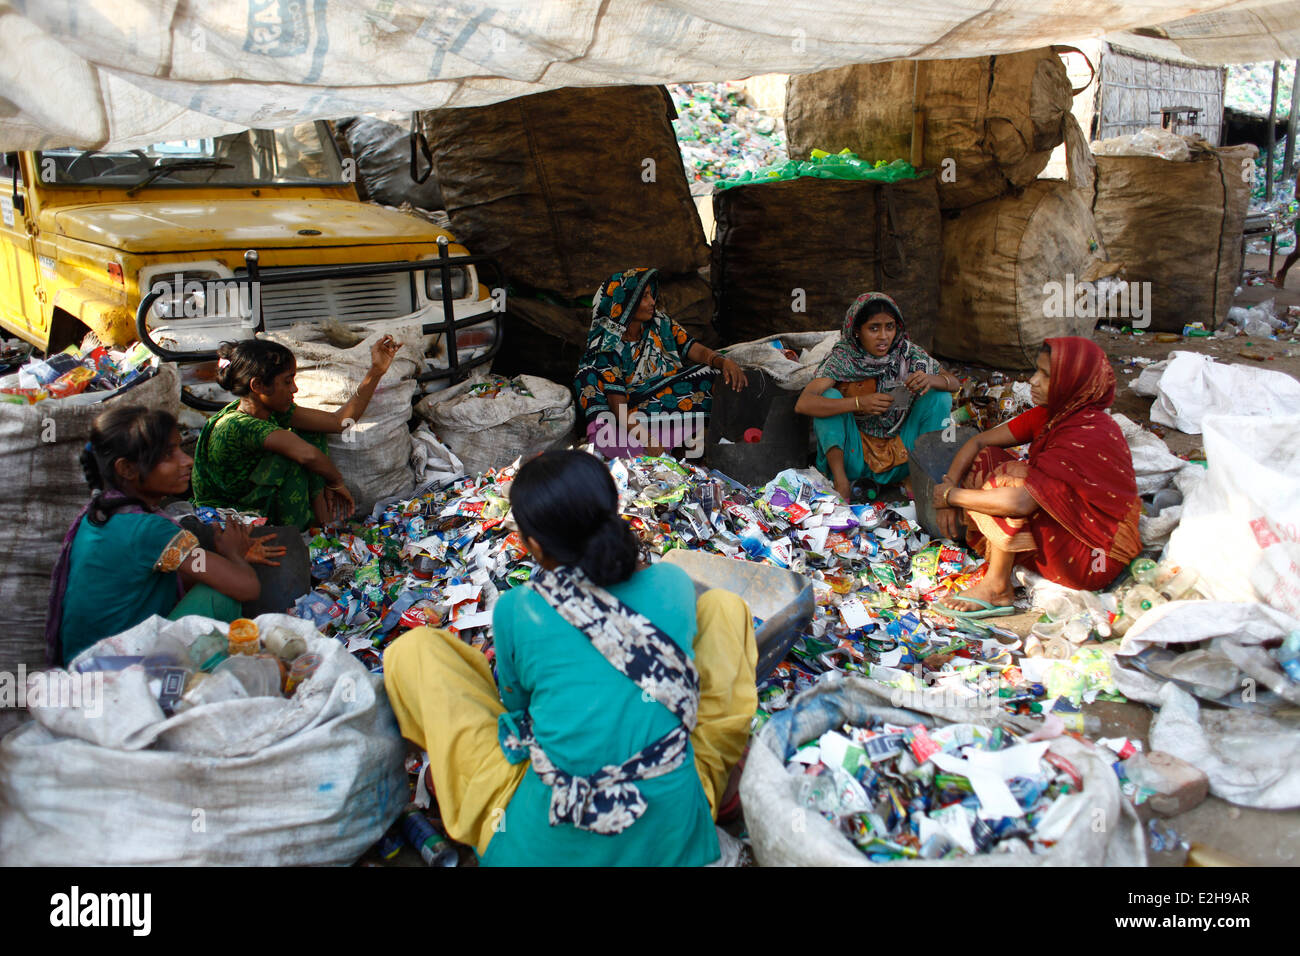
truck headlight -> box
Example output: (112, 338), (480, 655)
(425, 266), (467, 301)
(148, 270), (223, 319)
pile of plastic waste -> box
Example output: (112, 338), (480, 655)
(715, 150), (923, 191)
(0, 339), (158, 404)
(1225, 61), (1295, 119)
(71, 616), (320, 714)
(669, 81), (787, 184)
(790, 718), (1085, 861)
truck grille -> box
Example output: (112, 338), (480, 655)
(240, 268), (416, 330)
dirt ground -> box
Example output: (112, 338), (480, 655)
(375, 257), (1300, 869)
(1039, 255), (1300, 867)
(1104, 256), (1300, 460)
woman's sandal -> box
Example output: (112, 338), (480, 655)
(932, 594), (1017, 619)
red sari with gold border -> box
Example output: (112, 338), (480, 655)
(962, 337), (1141, 590)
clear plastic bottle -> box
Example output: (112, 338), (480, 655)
(1128, 557), (1159, 586)
(214, 654), (283, 698)
(1121, 585), (1167, 629)
(1154, 564), (1199, 601)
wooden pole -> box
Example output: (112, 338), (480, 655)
(1266, 61), (1280, 272)
(1266, 61), (1280, 202)
(1283, 60), (1300, 186)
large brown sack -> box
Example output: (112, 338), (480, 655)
(422, 86), (708, 299)
(786, 48), (1077, 210)
(1092, 143), (1257, 333)
(711, 176), (941, 349)
(493, 274), (716, 385)
(934, 178), (1110, 370)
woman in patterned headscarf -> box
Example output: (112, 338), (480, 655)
(931, 337), (1141, 617)
(796, 292), (960, 502)
(574, 268), (747, 455)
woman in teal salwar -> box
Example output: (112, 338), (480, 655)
(191, 335), (399, 530)
(796, 292), (960, 502)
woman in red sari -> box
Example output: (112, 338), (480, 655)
(931, 337), (1141, 615)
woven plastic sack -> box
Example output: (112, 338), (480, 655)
(0, 363), (180, 713)
(740, 675), (1145, 867)
(0, 613), (407, 865)
(417, 373), (574, 477)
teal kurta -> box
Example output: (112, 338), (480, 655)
(815, 387), (953, 485)
(58, 511), (240, 662)
(482, 562), (720, 867)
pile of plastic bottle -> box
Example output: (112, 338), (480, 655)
(0, 340), (158, 404)
(72, 617), (320, 714)
(715, 151), (924, 191)
(669, 82), (787, 184)
(790, 718), (1084, 861)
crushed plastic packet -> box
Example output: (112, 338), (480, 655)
(787, 718), (1081, 861)
(1, 340), (156, 405)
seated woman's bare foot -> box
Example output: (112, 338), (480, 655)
(834, 476), (852, 503)
(934, 575), (1017, 612)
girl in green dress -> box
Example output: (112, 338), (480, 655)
(191, 335), (399, 530)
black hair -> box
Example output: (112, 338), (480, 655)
(510, 450), (640, 587)
(852, 298), (902, 337)
(216, 338), (295, 396)
(80, 405), (179, 525)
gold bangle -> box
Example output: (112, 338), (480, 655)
(943, 486), (952, 506)
(855, 396), (861, 411)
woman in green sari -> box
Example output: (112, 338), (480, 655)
(191, 335), (399, 529)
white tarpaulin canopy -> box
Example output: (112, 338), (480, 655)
(2, 0), (1298, 151)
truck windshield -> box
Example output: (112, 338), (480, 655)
(35, 122), (347, 188)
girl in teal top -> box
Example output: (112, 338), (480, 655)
(46, 405), (273, 665)
(383, 450), (758, 867)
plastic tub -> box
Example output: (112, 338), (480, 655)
(227, 618), (260, 656)
(704, 367), (808, 488)
(663, 549), (814, 679)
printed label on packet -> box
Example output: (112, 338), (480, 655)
(908, 724), (941, 764)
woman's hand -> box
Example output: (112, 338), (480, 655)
(933, 479), (957, 513)
(324, 480), (356, 523)
(720, 357), (748, 391)
(212, 520), (254, 562)
(369, 335), (400, 375)
(935, 507), (961, 542)
(244, 530), (287, 567)
(858, 391), (894, 416)
(905, 370), (937, 396)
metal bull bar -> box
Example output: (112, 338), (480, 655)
(134, 240), (505, 410)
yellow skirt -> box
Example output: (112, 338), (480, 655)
(382, 588), (758, 855)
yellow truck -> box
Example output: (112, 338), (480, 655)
(0, 121), (499, 404)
